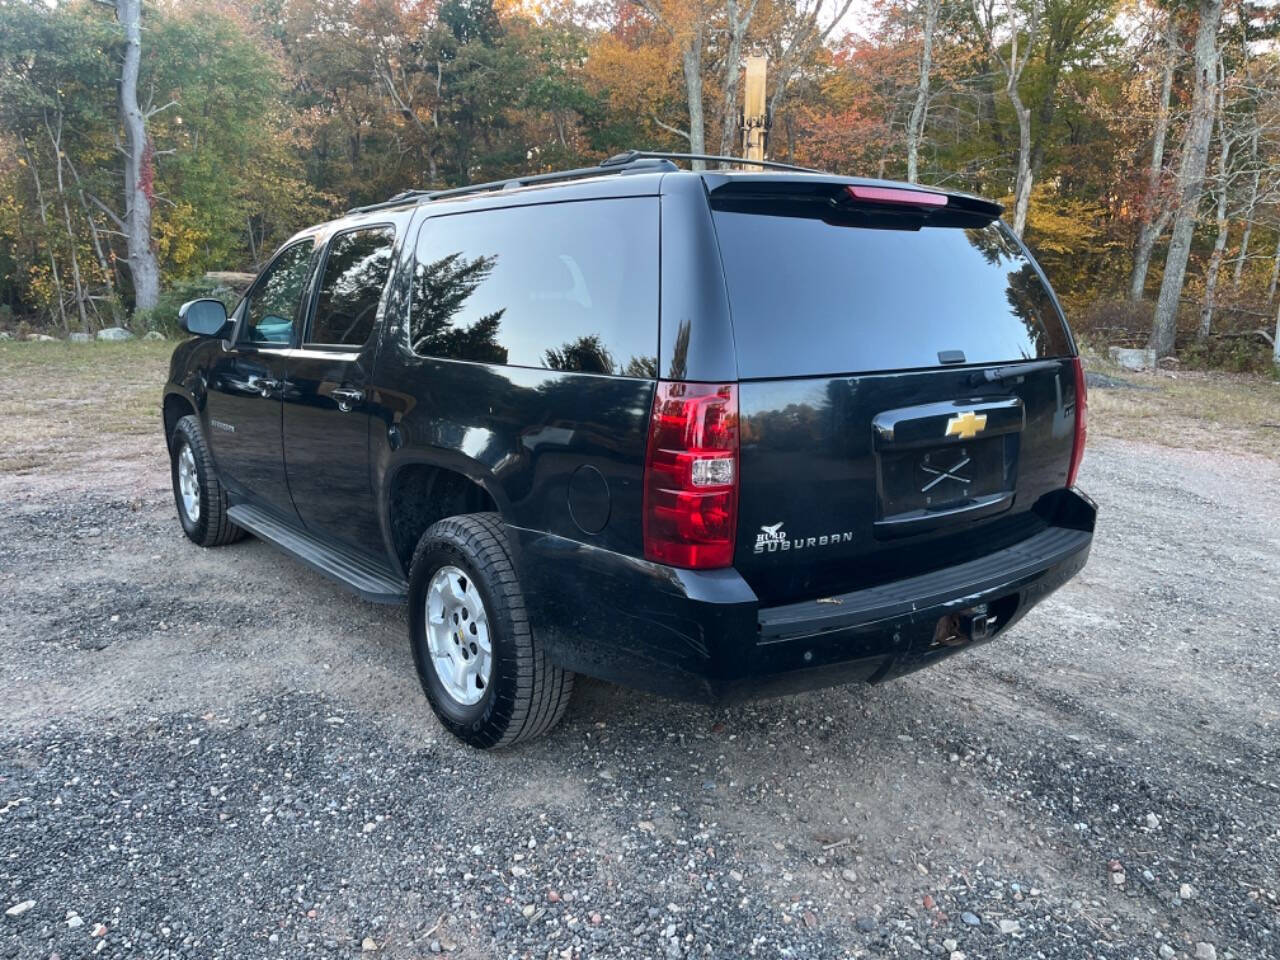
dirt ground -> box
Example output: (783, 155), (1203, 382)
(1, 342), (1278, 960)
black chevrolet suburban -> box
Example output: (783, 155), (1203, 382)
(162, 151), (1095, 748)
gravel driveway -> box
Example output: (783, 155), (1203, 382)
(1, 370), (1277, 960)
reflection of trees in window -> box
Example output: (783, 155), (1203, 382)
(621, 355), (658, 378)
(741, 401), (825, 449)
(665, 320), (691, 380)
(964, 225), (1019, 267)
(544, 334), (614, 374)
(963, 224), (1058, 358)
(545, 335), (659, 377)
(314, 228), (394, 345)
(541, 335), (657, 378)
(410, 251), (508, 363)
(1004, 264), (1055, 357)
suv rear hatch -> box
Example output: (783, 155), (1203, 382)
(706, 176), (1082, 607)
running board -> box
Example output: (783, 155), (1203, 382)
(227, 503), (408, 604)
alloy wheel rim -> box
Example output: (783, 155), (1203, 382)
(425, 565), (492, 706)
(177, 442), (200, 523)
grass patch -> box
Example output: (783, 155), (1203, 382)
(0, 340), (173, 474)
(1, 340), (1276, 478)
(1087, 366), (1280, 459)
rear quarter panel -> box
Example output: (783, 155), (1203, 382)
(369, 346), (656, 558)
(367, 199), (659, 570)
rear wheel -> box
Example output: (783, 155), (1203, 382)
(169, 414), (244, 547)
(408, 513), (573, 748)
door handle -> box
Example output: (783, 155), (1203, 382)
(255, 377), (281, 397)
(331, 387), (364, 412)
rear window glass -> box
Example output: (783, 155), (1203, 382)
(410, 198), (658, 376)
(711, 206), (1071, 379)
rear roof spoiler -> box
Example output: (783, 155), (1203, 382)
(701, 173), (1004, 221)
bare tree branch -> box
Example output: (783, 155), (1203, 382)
(144, 99), (180, 119)
(651, 114), (691, 142)
(86, 192), (127, 231)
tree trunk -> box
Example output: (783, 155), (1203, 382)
(54, 162), (90, 333)
(116, 0), (160, 312)
(905, 0), (940, 184)
(972, 0), (1038, 237)
(376, 57), (440, 184)
(1274, 298), (1280, 371)
(1149, 0), (1224, 357)
(1129, 208), (1173, 302)
(1269, 233), (1280, 303)
(716, 0), (760, 159)
(681, 21), (706, 170)
(1010, 91), (1033, 237)
(1198, 152), (1230, 340)
(66, 156), (121, 327)
(1231, 130), (1260, 291)
(1128, 16), (1177, 302)
(1197, 207), (1229, 341)
(44, 110), (91, 331)
(1197, 66), (1229, 342)
(1231, 195), (1256, 290)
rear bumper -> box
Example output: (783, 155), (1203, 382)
(512, 489), (1096, 704)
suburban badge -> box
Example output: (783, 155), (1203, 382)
(754, 521), (853, 555)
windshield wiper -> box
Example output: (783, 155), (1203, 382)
(974, 358), (1062, 384)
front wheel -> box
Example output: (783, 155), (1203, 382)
(169, 414), (244, 547)
(408, 513), (573, 748)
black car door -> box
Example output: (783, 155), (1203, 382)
(283, 224), (398, 553)
(203, 238), (316, 520)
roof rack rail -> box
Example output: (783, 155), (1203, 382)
(427, 156), (677, 203)
(345, 189), (435, 215)
(345, 155), (677, 214)
(344, 148), (817, 215)
(602, 149), (820, 174)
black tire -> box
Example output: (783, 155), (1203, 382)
(408, 513), (573, 748)
(169, 414), (245, 547)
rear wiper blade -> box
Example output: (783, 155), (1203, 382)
(974, 359), (1062, 384)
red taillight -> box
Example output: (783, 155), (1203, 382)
(1066, 356), (1088, 488)
(846, 184), (948, 207)
(643, 381), (739, 569)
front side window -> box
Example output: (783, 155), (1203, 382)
(243, 240), (315, 344)
(309, 226), (396, 347)
(409, 199), (658, 376)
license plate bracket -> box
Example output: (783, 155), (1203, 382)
(879, 435), (1009, 517)
(869, 397), (1024, 538)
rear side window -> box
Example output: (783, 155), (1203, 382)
(309, 225), (396, 347)
(410, 198), (658, 376)
(711, 205), (1071, 379)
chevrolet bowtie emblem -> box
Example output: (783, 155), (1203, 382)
(945, 410), (988, 440)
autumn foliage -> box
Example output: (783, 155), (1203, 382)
(0, 0), (1277, 364)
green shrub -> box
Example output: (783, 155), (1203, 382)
(1179, 337), (1274, 375)
(131, 279), (239, 337)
